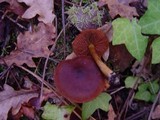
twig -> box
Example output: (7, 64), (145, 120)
(110, 86), (125, 95)
(50, 23), (69, 52)
(126, 107), (150, 120)
(61, 0), (66, 57)
(39, 56), (49, 103)
(148, 89), (160, 120)
(117, 77), (141, 120)
(0, 10), (28, 30)
(65, 0), (81, 6)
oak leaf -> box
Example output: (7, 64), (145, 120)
(17, 0), (55, 23)
(99, 0), (138, 19)
(152, 105), (160, 119)
(0, 84), (38, 120)
(0, 23), (56, 67)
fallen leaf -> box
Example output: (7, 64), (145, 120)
(82, 93), (111, 120)
(98, 23), (113, 42)
(117, 0), (147, 6)
(108, 44), (134, 72)
(65, 52), (77, 60)
(21, 104), (35, 119)
(0, 22), (56, 67)
(108, 104), (116, 120)
(99, 0), (138, 19)
(0, 84), (38, 120)
(17, 0), (55, 24)
(0, 0), (26, 15)
(13, 103), (35, 119)
(42, 102), (75, 120)
(152, 105), (160, 119)
(139, 0), (160, 34)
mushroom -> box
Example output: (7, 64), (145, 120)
(54, 56), (106, 103)
(72, 29), (115, 80)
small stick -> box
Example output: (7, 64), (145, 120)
(148, 90), (160, 120)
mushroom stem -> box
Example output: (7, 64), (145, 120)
(89, 44), (113, 78)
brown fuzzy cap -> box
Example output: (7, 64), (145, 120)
(72, 29), (109, 57)
(54, 56), (105, 103)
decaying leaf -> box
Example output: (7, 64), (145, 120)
(0, 22), (56, 67)
(0, 84), (38, 120)
(0, 0), (26, 15)
(108, 104), (116, 120)
(98, 23), (113, 42)
(17, 0), (55, 23)
(99, 0), (138, 19)
(152, 105), (160, 119)
(109, 44), (134, 72)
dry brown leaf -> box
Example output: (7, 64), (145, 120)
(17, 0), (55, 23)
(0, 22), (56, 67)
(21, 104), (35, 119)
(0, 0), (25, 15)
(99, 0), (138, 19)
(108, 104), (116, 120)
(152, 105), (160, 119)
(109, 44), (134, 72)
(117, 0), (147, 7)
(65, 52), (77, 60)
(98, 23), (113, 42)
(0, 84), (38, 120)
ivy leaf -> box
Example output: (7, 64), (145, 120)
(151, 37), (160, 64)
(112, 18), (148, 61)
(124, 76), (138, 89)
(139, 0), (160, 34)
(138, 83), (149, 92)
(42, 102), (75, 120)
(148, 80), (159, 94)
(82, 93), (111, 120)
(134, 91), (151, 102)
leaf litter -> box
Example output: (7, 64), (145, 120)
(0, 23), (56, 67)
(0, 0), (160, 119)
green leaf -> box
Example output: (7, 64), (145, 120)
(42, 102), (75, 120)
(150, 94), (157, 102)
(139, 0), (160, 34)
(112, 18), (148, 61)
(134, 91), (151, 102)
(151, 37), (160, 64)
(138, 83), (149, 92)
(124, 76), (138, 89)
(148, 80), (159, 94)
(82, 93), (111, 120)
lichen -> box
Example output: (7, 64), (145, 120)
(67, 2), (104, 30)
